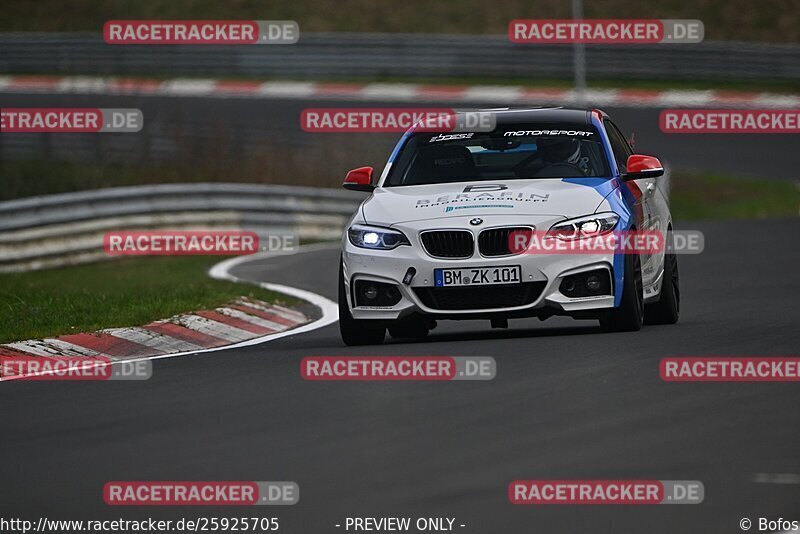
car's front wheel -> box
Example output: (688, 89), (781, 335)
(644, 229), (680, 325)
(338, 261), (386, 346)
(599, 251), (644, 332)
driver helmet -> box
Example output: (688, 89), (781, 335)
(537, 137), (581, 164)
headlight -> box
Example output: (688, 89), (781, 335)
(547, 212), (619, 240)
(348, 224), (410, 250)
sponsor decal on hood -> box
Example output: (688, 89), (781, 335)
(416, 184), (549, 209)
(444, 204), (515, 213)
(362, 179), (612, 225)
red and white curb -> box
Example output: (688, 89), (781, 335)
(0, 75), (797, 108)
(0, 244), (340, 382)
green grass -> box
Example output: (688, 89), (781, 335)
(0, 256), (299, 344)
(0, 160), (219, 201)
(2, 0), (799, 42)
(670, 171), (800, 220)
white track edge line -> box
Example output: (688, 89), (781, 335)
(0, 243), (340, 382)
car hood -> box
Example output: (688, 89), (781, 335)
(362, 179), (613, 225)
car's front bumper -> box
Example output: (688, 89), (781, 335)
(342, 214), (618, 321)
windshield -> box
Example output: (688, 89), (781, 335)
(384, 123), (610, 186)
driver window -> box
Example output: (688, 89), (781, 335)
(604, 119), (633, 174)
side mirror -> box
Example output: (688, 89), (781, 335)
(343, 166), (375, 192)
(623, 154), (664, 180)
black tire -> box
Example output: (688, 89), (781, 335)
(600, 251), (644, 332)
(338, 261), (386, 346)
(644, 230), (680, 325)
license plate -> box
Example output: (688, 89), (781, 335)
(434, 265), (522, 287)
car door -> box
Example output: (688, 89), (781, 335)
(603, 119), (659, 289)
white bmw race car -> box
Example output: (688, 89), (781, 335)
(338, 108), (679, 345)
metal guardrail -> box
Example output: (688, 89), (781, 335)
(0, 183), (361, 272)
(1, 32), (799, 83)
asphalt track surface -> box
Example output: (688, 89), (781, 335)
(0, 93), (798, 180)
(1, 92), (799, 532)
(2, 217), (799, 533)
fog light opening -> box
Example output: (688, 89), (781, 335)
(559, 269), (611, 298)
(363, 285), (379, 300)
(354, 280), (404, 307)
(384, 287), (399, 301)
(586, 275), (601, 291)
